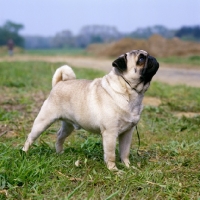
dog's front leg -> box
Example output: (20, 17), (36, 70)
(119, 127), (134, 168)
(102, 131), (118, 170)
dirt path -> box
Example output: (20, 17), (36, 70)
(154, 64), (200, 88)
(1, 55), (200, 87)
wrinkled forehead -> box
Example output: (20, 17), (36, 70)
(127, 50), (148, 56)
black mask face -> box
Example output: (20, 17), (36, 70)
(140, 55), (159, 84)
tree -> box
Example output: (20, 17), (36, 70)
(0, 20), (24, 47)
(51, 30), (75, 48)
(76, 25), (122, 47)
(175, 26), (200, 41)
(129, 25), (174, 39)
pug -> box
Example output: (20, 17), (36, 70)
(22, 50), (159, 170)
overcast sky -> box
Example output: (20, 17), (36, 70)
(0, 0), (199, 36)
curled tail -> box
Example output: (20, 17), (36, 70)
(52, 65), (76, 87)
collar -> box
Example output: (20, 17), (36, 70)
(120, 75), (142, 94)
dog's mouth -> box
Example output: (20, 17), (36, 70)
(140, 55), (159, 83)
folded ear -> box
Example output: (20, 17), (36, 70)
(112, 54), (127, 72)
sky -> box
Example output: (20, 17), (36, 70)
(0, 0), (199, 37)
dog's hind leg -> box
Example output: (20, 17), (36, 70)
(22, 100), (58, 152)
(55, 120), (74, 153)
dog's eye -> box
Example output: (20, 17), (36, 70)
(139, 57), (145, 63)
(137, 56), (146, 65)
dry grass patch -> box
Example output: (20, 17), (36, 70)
(87, 34), (200, 57)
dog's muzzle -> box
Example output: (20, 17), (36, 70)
(140, 55), (159, 83)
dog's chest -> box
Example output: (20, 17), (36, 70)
(118, 95), (143, 133)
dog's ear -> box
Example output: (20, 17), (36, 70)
(112, 54), (127, 72)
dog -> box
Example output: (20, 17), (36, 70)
(22, 50), (159, 170)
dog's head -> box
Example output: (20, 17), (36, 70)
(112, 50), (159, 92)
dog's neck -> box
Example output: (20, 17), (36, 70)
(112, 67), (143, 94)
(105, 70), (142, 103)
(119, 74), (142, 94)
(103, 70), (144, 113)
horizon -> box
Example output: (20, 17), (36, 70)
(17, 24), (199, 37)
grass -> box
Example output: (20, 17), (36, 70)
(159, 55), (200, 66)
(146, 82), (200, 112)
(0, 61), (200, 199)
(0, 47), (91, 57)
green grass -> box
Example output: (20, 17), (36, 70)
(159, 55), (200, 66)
(0, 47), (91, 57)
(0, 61), (199, 199)
(0, 61), (105, 92)
(147, 82), (200, 112)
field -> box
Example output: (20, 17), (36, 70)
(0, 57), (200, 199)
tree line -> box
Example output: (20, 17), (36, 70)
(0, 20), (199, 49)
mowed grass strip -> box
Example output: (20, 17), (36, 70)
(159, 55), (200, 67)
(0, 61), (199, 199)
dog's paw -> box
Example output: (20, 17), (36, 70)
(22, 147), (26, 152)
(121, 158), (130, 168)
(56, 150), (64, 154)
(107, 162), (119, 171)
(55, 143), (64, 154)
